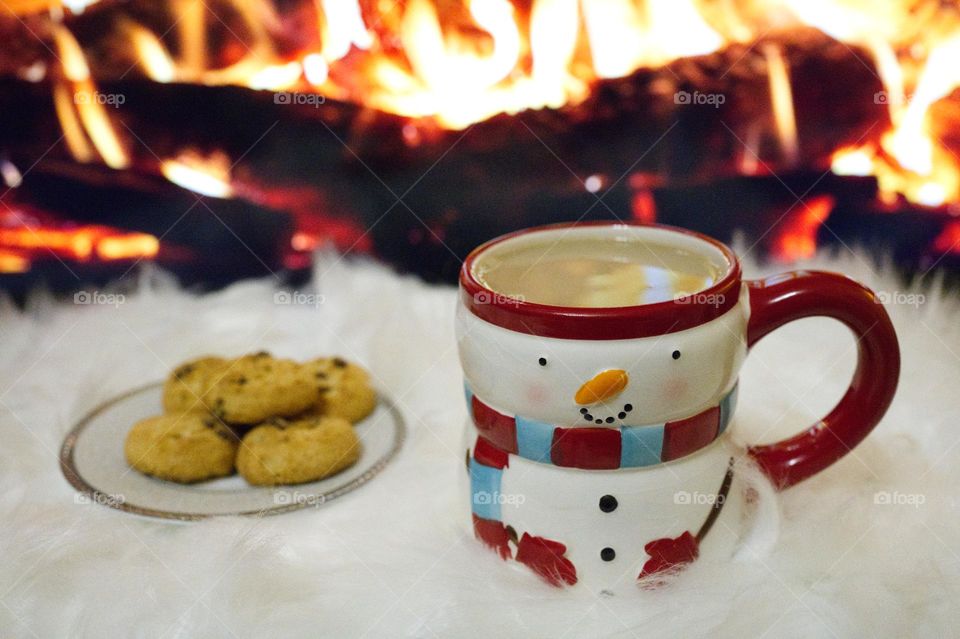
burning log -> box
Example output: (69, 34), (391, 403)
(9, 160), (298, 285)
(0, 27), (889, 280)
(651, 172), (879, 250)
(0, 27), (888, 168)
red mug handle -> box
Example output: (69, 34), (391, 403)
(745, 271), (900, 489)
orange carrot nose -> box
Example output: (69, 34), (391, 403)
(575, 369), (628, 405)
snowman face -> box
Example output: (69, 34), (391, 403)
(456, 293), (748, 426)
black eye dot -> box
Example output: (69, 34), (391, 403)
(672, 350), (681, 360)
(538, 357), (547, 366)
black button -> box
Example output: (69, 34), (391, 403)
(601, 547), (616, 562)
(598, 495), (618, 513)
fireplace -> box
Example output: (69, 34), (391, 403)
(1, 0), (959, 293)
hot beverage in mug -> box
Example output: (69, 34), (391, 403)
(456, 222), (899, 592)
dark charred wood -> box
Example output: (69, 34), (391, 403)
(10, 160), (298, 285)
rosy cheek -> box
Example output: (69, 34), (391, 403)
(661, 378), (689, 402)
(526, 383), (549, 405)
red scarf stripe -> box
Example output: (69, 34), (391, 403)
(471, 395), (519, 454)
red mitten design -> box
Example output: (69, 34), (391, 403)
(472, 515), (512, 560)
(638, 531), (699, 579)
(515, 533), (578, 587)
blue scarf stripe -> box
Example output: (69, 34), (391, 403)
(469, 458), (503, 520)
(719, 384), (738, 435)
(515, 415), (556, 463)
(620, 425), (664, 466)
(463, 383), (474, 409)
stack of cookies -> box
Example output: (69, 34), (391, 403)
(124, 352), (377, 486)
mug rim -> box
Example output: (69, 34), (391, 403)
(460, 221), (742, 340)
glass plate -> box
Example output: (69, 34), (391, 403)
(60, 383), (405, 521)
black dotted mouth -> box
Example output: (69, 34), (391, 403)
(580, 403), (634, 424)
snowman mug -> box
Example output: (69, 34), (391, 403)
(456, 222), (899, 592)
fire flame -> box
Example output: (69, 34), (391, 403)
(51, 24), (129, 170)
(764, 43), (799, 167)
(0, 209), (159, 273)
(832, 32), (960, 207)
(771, 194), (834, 262)
(808, 1), (960, 207)
(160, 150), (234, 199)
(30, 0), (960, 211)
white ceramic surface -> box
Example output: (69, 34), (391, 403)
(458, 224), (749, 591)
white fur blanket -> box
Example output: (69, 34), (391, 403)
(0, 249), (957, 638)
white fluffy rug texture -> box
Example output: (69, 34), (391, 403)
(0, 248), (958, 639)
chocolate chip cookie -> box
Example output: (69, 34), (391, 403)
(306, 357), (377, 423)
(124, 413), (239, 483)
(236, 415), (361, 486)
(162, 356), (229, 414)
(204, 352), (318, 425)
